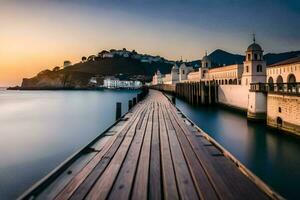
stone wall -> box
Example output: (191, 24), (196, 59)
(218, 85), (249, 110)
(267, 94), (300, 136)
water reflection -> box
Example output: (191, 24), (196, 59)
(175, 98), (300, 200)
(0, 89), (139, 199)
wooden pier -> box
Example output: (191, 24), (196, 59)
(20, 90), (281, 200)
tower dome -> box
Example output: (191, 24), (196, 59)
(246, 34), (263, 52)
(247, 43), (262, 51)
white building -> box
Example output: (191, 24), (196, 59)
(103, 77), (142, 89)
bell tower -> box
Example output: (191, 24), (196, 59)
(199, 51), (211, 80)
(242, 34), (266, 87)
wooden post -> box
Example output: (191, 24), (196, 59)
(208, 81), (212, 104)
(214, 81), (218, 103)
(128, 100), (133, 110)
(137, 94), (141, 102)
(172, 96), (176, 104)
(116, 102), (122, 120)
(201, 81), (205, 104)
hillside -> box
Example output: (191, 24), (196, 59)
(15, 48), (300, 89)
(19, 57), (173, 89)
(204, 49), (300, 67)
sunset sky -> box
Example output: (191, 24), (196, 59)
(0, 0), (299, 86)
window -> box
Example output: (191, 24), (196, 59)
(247, 54), (251, 61)
(278, 107), (281, 113)
(257, 65), (262, 72)
(268, 77), (274, 83)
(287, 74), (296, 83)
(182, 70), (185, 74)
(205, 63), (208, 68)
(246, 66), (249, 73)
(254, 54), (258, 60)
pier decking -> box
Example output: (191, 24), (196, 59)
(21, 90), (278, 200)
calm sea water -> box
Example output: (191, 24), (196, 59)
(175, 97), (300, 200)
(0, 89), (139, 199)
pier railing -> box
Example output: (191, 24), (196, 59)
(250, 82), (300, 95)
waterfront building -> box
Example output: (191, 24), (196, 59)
(264, 56), (300, 134)
(267, 56), (299, 84)
(152, 70), (164, 85)
(179, 63), (194, 82)
(103, 76), (142, 89)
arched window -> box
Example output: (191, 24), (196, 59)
(287, 74), (296, 92)
(276, 75), (284, 91)
(246, 66), (249, 73)
(276, 75), (283, 83)
(225, 80), (228, 84)
(268, 77), (273, 83)
(287, 74), (296, 83)
(257, 65), (263, 72)
(254, 54), (258, 60)
(222, 80), (224, 85)
(268, 77), (274, 91)
(229, 79), (233, 84)
(233, 79), (237, 85)
(247, 54), (251, 61)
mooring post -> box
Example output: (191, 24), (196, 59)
(172, 96), (176, 104)
(201, 81), (205, 104)
(214, 80), (218, 103)
(208, 81), (212, 104)
(133, 97), (137, 106)
(116, 102), (122, 120)
(128, 100), (133, 110)
(137, 93), (141, 102)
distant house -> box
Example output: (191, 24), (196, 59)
(63, 60), (72, 68)
(103, 53), (114, 58)
(89, 77), (98, 84)
(87, 55), (96, 61)
(103, 76), (142, 89)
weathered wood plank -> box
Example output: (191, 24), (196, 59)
(62, 104), (147, 200)
(84, 107), (148, 200)
(162, 103), (199, 200)
(107, 106), (151, 200)
(158, 103), (179, 200)
(167, 102), (269, 200)
(164, 104), (219, 200)
(149, 102), (162, 200)
(131, 103), (154, 200)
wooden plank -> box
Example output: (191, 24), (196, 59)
(162, 103), (199, 200)
(131, 103), (154, 200)
(36, 152), (97, 200)
(158, 103), (179, 200)
(167, 103), (235, 199)
(107, 106), (151, 200)
(60, 103), (147, 200)
(163, 104), (219, 200)
(149, 102), (162, 200)
(84, 107), (148, 200)
(167, 103), (269, 199)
